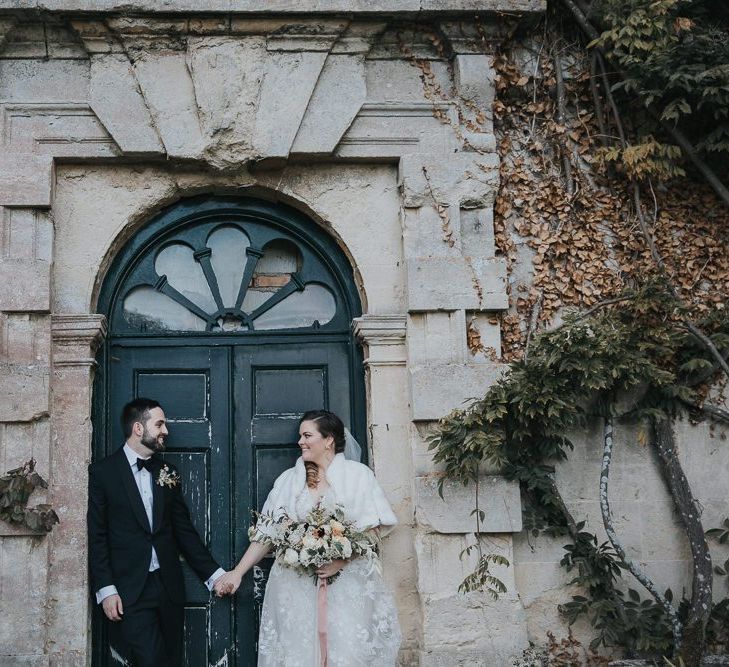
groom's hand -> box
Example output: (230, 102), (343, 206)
(102, 594), (124, 621)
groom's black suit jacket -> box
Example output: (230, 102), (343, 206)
(88, 447), (220, 606)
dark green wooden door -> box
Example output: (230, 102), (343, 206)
(104, 339), (354, 666)
(94, 196), (365, 666)
(106, 344), (235, 665)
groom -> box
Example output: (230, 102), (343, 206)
(88, 398), (229, 667)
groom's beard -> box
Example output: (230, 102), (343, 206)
(140, 426), (165, 454)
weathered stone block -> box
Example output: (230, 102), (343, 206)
(419, 648), (507, 667)
(292, 53), (366, 155)
(0, 537), (50, 654)
(420, 591), (528, 660)
(414, 474), (522, 533)
(0, 60), (89, 104)
(454, 53), (496, 146)
(0, 209), (52, 311)
(132, 51), (206, 160)
(409, 361), (504, 421)
(0, 419), (51, 482)
(639, 500), (691, 562)
(0, 260), (50, 311)
(188, 35), (266, 167)
(0, 154), (53, 207)
(407, 256), (508, 311)
(0, 314), (51, 364)
(400, 153), (500, 209)
(369, 422), (412, 511)
(465, 312), (502, 361)
(253, 49), (328, 159)
(0, 364), (49, 422)
(2, 209), (52, 261)
(415, 531), (514, 596)
(402, 205), (464, 259)
(408, 311), (468, 366)
(48, 651), (86, 667)
(460, 207), (496, 257)
(0, 18), (17, 52)
(514, 560), (571, 606)
(89, 54), (164, 156)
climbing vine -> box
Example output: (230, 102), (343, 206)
(430, 287), (729, 659)
(0, 459), (59, 533)
(413, 1), (729, 663)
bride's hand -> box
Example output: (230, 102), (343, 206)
(316, 559), (346, 579)
(214, 570), (242, 597)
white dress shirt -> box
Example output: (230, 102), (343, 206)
(95, 443), (224, 604)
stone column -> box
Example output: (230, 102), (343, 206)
(48, 314), (107, 666)
(353, 314), (421, 660)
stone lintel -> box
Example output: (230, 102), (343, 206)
(266, 32), (343, 53)
(415, 473), (522, 533)
(51, 314), (107, 368)
(352, 314), (407, 367)
(0, 1), (546, 14)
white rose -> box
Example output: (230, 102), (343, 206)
(283, 548), (299, 566)
(289, 526), (304, 546)
(334, 536), (352, 558)
(302, 535), (318, 549)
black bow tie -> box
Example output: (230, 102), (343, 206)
(136, 458), (155, 473)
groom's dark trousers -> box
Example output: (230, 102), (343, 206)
(88, 447), (220, 667)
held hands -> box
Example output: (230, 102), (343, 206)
(214, 570), (242, 597)
(316, 558), (346, 580)
(102, 594), (124, 621)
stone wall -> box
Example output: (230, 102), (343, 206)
(2, 3), (726, 667)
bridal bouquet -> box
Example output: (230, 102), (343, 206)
(248, 503), (378, 583)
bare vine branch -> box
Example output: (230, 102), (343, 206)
(600, 419), (683, 648)
(554, 49), (575, 196)
(697, 403), (729, 425)
(653, 420), (713, 665)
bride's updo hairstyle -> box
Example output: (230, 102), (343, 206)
(299, 410), (346, 489)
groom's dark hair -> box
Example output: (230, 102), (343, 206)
(122, 398), (162, 438)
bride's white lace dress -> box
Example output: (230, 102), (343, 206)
(256, 486), (402, 666)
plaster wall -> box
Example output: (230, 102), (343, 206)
(513, 418), (729, 651)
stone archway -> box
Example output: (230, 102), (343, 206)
(91, 195), (367, 665)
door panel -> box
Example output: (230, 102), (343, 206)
(107, 345), (235, 666)
(233, 342), (352, 659)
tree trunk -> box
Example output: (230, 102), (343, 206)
(653, 419), (713, 666)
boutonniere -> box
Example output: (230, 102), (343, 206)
(156, 464), (180, 489)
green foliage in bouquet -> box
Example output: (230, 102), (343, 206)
(249, 502), (378, 584)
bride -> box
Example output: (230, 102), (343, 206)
(216, 409), (402, 666)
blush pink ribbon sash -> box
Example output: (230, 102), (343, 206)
(317, 577), (328, 667)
